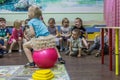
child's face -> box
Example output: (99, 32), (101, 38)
(63, 20), (69, 27)
(0, 21), (6, 28)
(72, 32), (78, 39)
(75, 19), (82, 28)
(48, 20), (55, 27)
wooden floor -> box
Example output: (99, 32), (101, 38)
(0, 51), (120, 80)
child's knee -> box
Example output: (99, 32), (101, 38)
(18, 37), (22, 41)
(23, 42), (32, 49)
(12, 39), (17, 43)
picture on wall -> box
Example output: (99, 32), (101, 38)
(0, 0), (103, 13)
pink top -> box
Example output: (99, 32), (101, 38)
(8, 27), (23, 44)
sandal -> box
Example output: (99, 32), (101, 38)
(24, 62), (35, 68)
(58, 58), (65, 64)
(77, 54), (81, 58)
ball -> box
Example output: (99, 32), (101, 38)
(33, 48), (58, 68)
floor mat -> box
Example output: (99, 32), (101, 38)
(0, 64), (70, 80)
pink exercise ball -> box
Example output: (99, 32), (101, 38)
(33, 48), (58, 68)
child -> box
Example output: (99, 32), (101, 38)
(86, 34), (100, 55)
(23, 5), (65, 67)
(95, 29), (109, 57)
(47, 18), (62, 50)
(66, 29), (82, 58)
(22, 19), (32, 42)
(72, 17), (89, 49)
(8, 20), (23, 53)
(0, 17), (10, 55)
(61, 18), (71, 51)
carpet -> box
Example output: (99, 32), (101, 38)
(0, 64), (70, 80)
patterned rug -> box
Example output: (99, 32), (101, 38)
(0, 64), (70, 80)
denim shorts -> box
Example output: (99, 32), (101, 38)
(0, 39), (4, 46)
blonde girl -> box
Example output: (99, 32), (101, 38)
(8, 20), (23, 53)
(61, 18), (71, 51)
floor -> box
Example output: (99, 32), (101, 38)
(0, 51), (120, 80)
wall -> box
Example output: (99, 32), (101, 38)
(0, 12), (104, 26)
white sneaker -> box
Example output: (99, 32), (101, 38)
(8, 50), (12, 53)
(19, 49), (22, 53)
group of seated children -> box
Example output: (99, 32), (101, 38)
(48, 17), (90, 57)
(0, 5), (109, 68)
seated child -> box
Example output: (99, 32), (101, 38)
(47, 18), (62, 48)
(87, 29), (109, 57)
(72, 18), (89, 49)
(95, 29), (109, 57)
(8, 20), (23, 53)
(66, 29), (82, 58)
(23, 5), (65, 67)
(60, 18), (71, 51)
(0, 17), (10, 55)
(86, 34), (100, 55)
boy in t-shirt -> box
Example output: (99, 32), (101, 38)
(0, 18), (10, 56)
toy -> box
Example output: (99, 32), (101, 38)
(33, 48), (58, 68)
(32, 69), (54, 80)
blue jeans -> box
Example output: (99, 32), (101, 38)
(88, 43), (100, 54)
(0, 39), (4, 55)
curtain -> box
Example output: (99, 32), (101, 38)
(104, 0), (120, 26)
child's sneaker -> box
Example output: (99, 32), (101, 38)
(95, 53), (100, 57)
(60, 47), (64, 52)
(65, 47), (69, 51)
(3, 50), (7, 54)
(24, 62), (35, 68)
(8, 50), (12, 53)
(58, 58), (65, 64)
(65, 50), (70, 55)
(19, 49), (22, 53)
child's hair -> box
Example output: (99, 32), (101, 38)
(23, 25), (29, 31)
(0, 17), (6, 22)
(104, 29), (108, 32)
(48, 18), (56, 24)
(28, 5), (42, 18)
(25, 19), (30, 24)
(62, 18), (69, 26)
(72, 29), (80, 37)
(75, 17), (83, 27)
(14, 20), (21, 29)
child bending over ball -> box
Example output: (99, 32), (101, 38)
(23, 5), (65, 67)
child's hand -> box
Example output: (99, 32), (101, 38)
(56, 33), (61, 37)
(69, 51), (72, 56)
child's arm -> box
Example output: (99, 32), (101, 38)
(29, 26), (35, 37)
(69, 41), (72, 56)
(23, 31), (29, 41)
(78, 48), (82, 57)
(77, 39), (82, 57)
(56, 27), (61, 37)
(85, 31), (88, 39)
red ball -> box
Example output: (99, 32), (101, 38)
(33, 48), (58, 68)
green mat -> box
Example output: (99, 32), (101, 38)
(0, 64), (70, 80)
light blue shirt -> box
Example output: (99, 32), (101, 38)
(28, 18), (50, 37)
